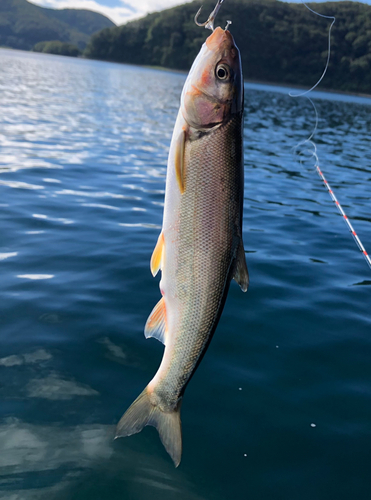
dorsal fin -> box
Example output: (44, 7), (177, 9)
(174, 129), (186, 194)
(233, 240), (249, 292)
(150, 232), (164, 277)
(144, 297), (167, 345)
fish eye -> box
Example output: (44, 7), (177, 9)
(216, 64), (230, 81)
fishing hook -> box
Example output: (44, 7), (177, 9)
(194, 0), (224, 31)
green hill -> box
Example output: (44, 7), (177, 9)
(0, 0), (115, 50)
(33, 40), (81, 57)
(84, 0), (371, 94)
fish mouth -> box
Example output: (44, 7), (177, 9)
(206, 27), (235, 53)
(180, 25), (242, 129)
(206, 27), (240, 75)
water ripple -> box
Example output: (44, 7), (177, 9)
(0, 49), (370, 500)
(17, 275), (54, 280)
(0, 252), (17, 261)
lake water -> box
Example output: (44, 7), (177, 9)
(0, 49), (370, 500)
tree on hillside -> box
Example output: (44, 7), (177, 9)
(84, 0), (371, 93)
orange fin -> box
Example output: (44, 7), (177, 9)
(150, 232), (164, 277)
(144, 297), (167, 345)
(175, 130), (186, 194)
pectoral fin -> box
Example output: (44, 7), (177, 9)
(150, 232), (164, 277)
(175, 130), (186, 194)
(144, 297), (167, 345)
(233, 240), (249, 292)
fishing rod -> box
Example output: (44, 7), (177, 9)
(291, 1), (371, 271)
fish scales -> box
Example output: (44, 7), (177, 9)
(116, 21), (248, 467)
(157, 115), (244, 406)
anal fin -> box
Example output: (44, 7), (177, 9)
(144, 297), (167, 345)
(233, 240), (249, 292)
(150, 232), (164, 277)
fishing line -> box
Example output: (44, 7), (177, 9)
(290, 2), (371, 270)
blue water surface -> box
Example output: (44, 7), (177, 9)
(0, 49), (370, 500)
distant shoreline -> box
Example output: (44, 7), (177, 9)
(140, 64), (371, 100)
(2, 47), (371, 100)
(243, 78), (371, 100)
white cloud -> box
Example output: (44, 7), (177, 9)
(0, 419), (205, 499)
(27, 373), (99, 399)
(30, 0), (193, 25)
(17, 274), (54, 279)
(0, 419), (113, 497)
(30, 0), (371, 26)
(0, 252), (17, 261)
(0, 349), (52, 367)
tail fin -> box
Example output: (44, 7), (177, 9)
(115, 388), (182, 467)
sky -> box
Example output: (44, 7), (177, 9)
(30, 0), (371, 26)
(30, 0), (194, 25)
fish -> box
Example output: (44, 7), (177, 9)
(116, 9), (248, 468)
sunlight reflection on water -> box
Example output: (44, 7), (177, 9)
(0, 48), (371, 500)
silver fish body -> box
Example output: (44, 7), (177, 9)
(116, 26), (248, 467)
(153, 114), (245, 408)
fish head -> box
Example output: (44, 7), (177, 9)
(181, 27), (243, 130)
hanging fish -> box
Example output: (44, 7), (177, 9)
(116, 0), (248, 467)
